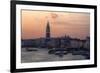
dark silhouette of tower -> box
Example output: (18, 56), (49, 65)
(46, 21), (50, 39)
(45, 21), (51, 48)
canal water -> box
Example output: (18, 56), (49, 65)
(21, 48), (86, 63)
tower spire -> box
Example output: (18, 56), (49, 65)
(46, 21), (50, 38)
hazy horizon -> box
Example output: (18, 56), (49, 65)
(21, 10), (90, 40)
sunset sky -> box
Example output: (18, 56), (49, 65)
(21, 10), (90, 40)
